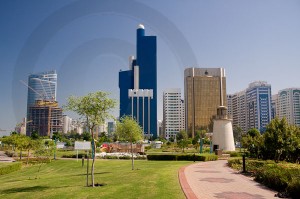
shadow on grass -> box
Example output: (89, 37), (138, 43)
(1, 186), (49, 194)
(74, 172), (111, 176)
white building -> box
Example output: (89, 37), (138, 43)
(163, 88), (185, 140)
(277, 88), (300, 126)
(271, 94), (278, 119)
(62, 115), (72, 134)
(231, 91), (247, 133)
(227, 95), (233, 119)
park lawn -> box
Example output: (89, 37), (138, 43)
(0, 162), (16, 168)
(0, 159), (191, 199)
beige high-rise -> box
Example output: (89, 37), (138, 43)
(184, 68), (227, 138)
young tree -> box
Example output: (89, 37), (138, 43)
(64, 91), (116, 187)
(263, 118), (290, 162)
(241, 128), (262, 158)
(115, 116), (143, 170)
(176, 130), (189, 152)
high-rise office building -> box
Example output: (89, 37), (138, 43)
(184, 68), (227, 137)
(163, 88), (185, 140)
(27, 100), (62, 137)
(277, 88), (300, 126)
(107, 121), (116, 136)
(227, 94), (233, 119)
(245, 81), (272, 132)
(231, 91), (247, 133)
(26, 70), (58, 136)
(62, 115), (72, 134)
(27, 70), (57, 110)
(271, 94), (278, 120)
(119, 24), (157, 138)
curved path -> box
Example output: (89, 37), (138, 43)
(0, 151), (15, 162)
(179, 160), (277, 199)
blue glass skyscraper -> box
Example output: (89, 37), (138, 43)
(27, 70), (57, 109)
(246, 81), (272, 132)
(119, 24), (157, 138)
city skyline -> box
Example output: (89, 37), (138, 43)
(1, 0), (300, 134)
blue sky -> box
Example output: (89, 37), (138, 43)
(1, 0), (300, 135)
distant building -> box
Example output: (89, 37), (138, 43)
(271, 94), (278, 120)
(245, 81), (272, 132)
(184, 68), (227, 137)
(107, 121), (116, 136)
(163, 88), (185, 140)
(71, 120), (83, 134)
(15, 118), (27, 135)
(157, 120), (163, 138)
(277, 88), (300, 126)
(231, 91), (247, 133)
(27, 100), (62, 137)
(119, 24), (157, 138)
(62, 115), (72, 134)
(227, 94), (233, 119)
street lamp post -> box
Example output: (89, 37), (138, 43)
(199, 138), (204, 153)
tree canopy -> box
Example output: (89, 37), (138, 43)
(115, 116), (143, 143)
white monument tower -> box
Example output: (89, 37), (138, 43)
(212, 71), (235, 152)
(212, 106), (236, 151)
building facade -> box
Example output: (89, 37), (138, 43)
(245, 81), (272, 132)
(119, 24), (157, 138)
(231, 91), (247, 133)
(27, 70), (57, 112)
(62, 115), (72, 134)
(163, 88), (185, 140)
(27, 100), (62, 137)
(271, 94), (278, 120)
(277, 88), (300, 126)
(227, 94), (233, 119)
(184, 68), (227, 137)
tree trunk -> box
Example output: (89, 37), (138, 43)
(131, 141), (134, 170)
(92, 150), (95, 187)
(91, 128), (95, 187)
(27, 149), (30, 165)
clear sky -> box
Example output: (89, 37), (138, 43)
(1, 0), (300, 136)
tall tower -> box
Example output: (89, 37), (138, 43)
(245, 81), (272, 132)
(119, 24), (157, 138)
(277, 88), (300, 126)
(27, 70), (57, 111)
(184, 68), (227, 138)
(163, 88), (185, 140)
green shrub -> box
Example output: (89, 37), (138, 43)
(0, 163), (22, 175)
(287, 178), (300, 199)
(147, 154), (218, 161)
(228, 159), (300, 198)
(61, 154), (86, 158)
(19, 158), (51, 165)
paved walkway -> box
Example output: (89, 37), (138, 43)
(0, 151), (15, 162)
(179, 160), (277, 199)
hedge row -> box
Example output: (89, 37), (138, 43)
(147, 154), (218, 161)
(61, 154), (86, 158)
(0, 163), (22, 175)
(228, 159), (300, 198)
(255, 164), (300, 198)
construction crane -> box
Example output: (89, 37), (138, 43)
(20, 80), (45, 100)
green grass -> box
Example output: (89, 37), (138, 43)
(0, 162), (16, 168)
(0, 159), (191, 199)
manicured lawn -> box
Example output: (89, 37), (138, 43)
(0, 159), (191, 199)
(0, 162), (16, 168)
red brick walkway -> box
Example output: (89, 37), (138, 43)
(179, 160), (277, 199)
